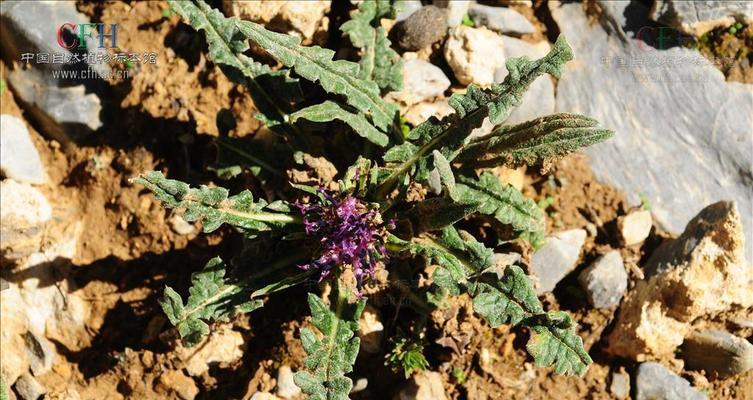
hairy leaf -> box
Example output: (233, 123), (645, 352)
(375, 36), (574, 197)
(472, 265), (543, 327)
(341, 0), (403, 92)
(526, 312), (593, 376)
(291, 101), (390, 147)
(233, 15), (399, 133)
(294, 292), (366, 400)
(168, 0), (303, 139)
(458, 113), (614, 169)
(408, 197), (479, 233)
(455, 172), (544, 245)
(160, 257), (263, 346)
(133, 171), (299, 235)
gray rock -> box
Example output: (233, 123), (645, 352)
(390, 59), (450, 106)
(396, 0), (424, 22)
(13, 373), (46, 400)
(24, 331), (55, 376)
(0, 114), (46, 184)
(0, 1), (109, 75)
(610, 369), (630, 399)
(275, 366), (301, 399)
(552, 2), (753, 260)
(7, 69), (102, 144)
(635, 362), (706, 400)
(393, 6), (448, 51)
(468, 3), (535, 36)
(578, 250), (627, 308)
(530, 229), (586, 294)
(434, 0), (471, 28)
(651, 1), (753, 35)
(499, 36), (550, 60)
(681, 329), (753, 378)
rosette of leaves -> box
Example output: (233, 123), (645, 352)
(137, 0), (614, 396)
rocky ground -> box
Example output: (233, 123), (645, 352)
(1, 1), (752, 400)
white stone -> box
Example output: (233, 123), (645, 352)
(398, 371), (448, 400)
(444, 26), (506, 86)
(176, 326), (245, 376)
(169, 214), (197, 236)
(389, 59), (451, 106)
(434, 0), (471, 28)
(403, 101), (454, 127)
(530, 229), (586, 294)
(618, 210), (652, 246)
(0, 115), (46, 185)
(13, 373), (46, 400)
(275, 366), (301, 399)
(468, 3), (536, 35)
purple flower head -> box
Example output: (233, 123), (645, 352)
(296, 188), (391, 291)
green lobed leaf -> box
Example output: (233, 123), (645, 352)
(341, 0), (403, 92)
(472, 265), (543, 327)
(168, 0), (303, 140)
(291, 101), (390, 147)
(133, 171), (299, 236)
(526, 312), (593, 376)
(408, 197), (480, 233)
(159, 257), (263, 347)
(455, 172), (545, 245)
(294, 292), (366, 400)
(458, 113), (614, 169)
(233, 12), (400, 133)
(375, 36), (575, 198)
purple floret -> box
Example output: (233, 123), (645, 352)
(296, 188), (391, 291)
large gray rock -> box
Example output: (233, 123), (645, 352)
(0, 115), (46, 185)
(468, 3), (535, 36)
(681, 329), (753, 378)
(651, 1), (753, 36)
(1, 1), (106, 143)
(635, 362), (706, 400)
(389, 59), (450, 106)
(552, 2), (753, 260)
(0, 1), (109, 75)
(578, 250), (627, 308)
(530, 229), (586, 294)
(7, 69), (102, 144)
